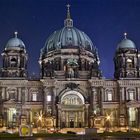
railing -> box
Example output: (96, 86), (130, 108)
(25, 102), (43, 105)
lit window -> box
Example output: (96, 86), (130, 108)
(129, 108), (136, 121)
(108, 92), (112, 101)
(47, 95), (51, 102)
(32, 93), (37, 101)
(127, 59), (132, 63)
(129, 92), (134, 100)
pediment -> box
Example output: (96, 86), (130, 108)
(126, 100), (140, 107)
(3, 99), (16, 104)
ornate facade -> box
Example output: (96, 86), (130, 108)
(0, 5), (140, 131)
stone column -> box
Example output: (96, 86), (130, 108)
(75, 112), (78, 127)
(52, 88), (57, 116)
(61, 59), (64, 71)
(0, 88), (2, 114)
(138, 108), (140, 127)
(57, 104), (61, 128)
(4, 108), (8, 127)
(138, 88), (140, 101)
(66, 111), (68, 127)
(84, 103), (89, 127)
(43, 86), (48, 114)
(18, 88), (21, 102)
(92, 88), (98, 114)
(99, 87), (103, 115)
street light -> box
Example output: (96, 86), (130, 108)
(38, 116), (42, 121)
(36, 111), (44, 132)
(106, 115), (111, 121)
(105, 114), (111, 132)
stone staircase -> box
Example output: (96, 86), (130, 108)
(60, 128), (85, 134)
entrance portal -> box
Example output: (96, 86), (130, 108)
(58, 91), (85, 128)
(70, 119), (74, 128)
(8, 108), (16, 127)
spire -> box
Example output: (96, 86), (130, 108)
(67, 4), (71, 19)
(14, 31), (18, 38)
(64, 4), (73, 27)
(124, 32), (127, 39)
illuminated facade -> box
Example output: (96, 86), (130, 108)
(0, 5), (140, 131)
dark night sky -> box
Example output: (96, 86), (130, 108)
(0, 0), (140, 78)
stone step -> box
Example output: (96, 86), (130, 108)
(60, 128), (85, 134)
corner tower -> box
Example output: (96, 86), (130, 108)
(1, 32), (28, 78)
(114, 33), (140, 79)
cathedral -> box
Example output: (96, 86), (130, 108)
(0, 5), (140, 131)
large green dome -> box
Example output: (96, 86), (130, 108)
(41, 26), (94, 55)
(41, 5), (95, 57)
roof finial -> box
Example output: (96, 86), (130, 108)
(124, 32), (127, 39)
(66, 4), (71, 19)
(14, 31), (18, 38)
(64, 4), (73, 27)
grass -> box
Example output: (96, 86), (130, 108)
(0, 132), (19, 138)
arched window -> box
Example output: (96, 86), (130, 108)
(7, 88), (16, 100)
(61, 91), (84, 105)
(47, 95), (51, 102)
(10, 57), (17, 67)
(126, 58), (133, 68)
(30, 88), (39, 101)
(127, 89), (135, 101)
(108, 92), (112, 101)
(105, 89), (113, 101)
(32, 93), (37, 101)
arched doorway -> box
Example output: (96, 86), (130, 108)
(57, 91), (85, 128)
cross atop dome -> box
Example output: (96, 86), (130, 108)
(64, 4), (73, 27)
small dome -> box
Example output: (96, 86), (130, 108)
(5, 32), (25, 50)
(117, 33), (136, 49)
(41, 27), (94, 55)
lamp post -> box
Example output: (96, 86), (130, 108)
(52, 116), (55, 132)
(36, 111), (43, 132)
(105, 115), (111, 132)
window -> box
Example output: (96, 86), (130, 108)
(108, 92), (112, 101)
(129, 108), (136, 121)
(127, 58), (132, 63)
(10, 93), (15, 99)
(127, 58), (133, 68)
(32, 93), (37, 101)
(105, 89), (113, 101)
(129, 92), (134, 100)
(47, 95), (51, 102)
(10, 57), (17, 67)
(128, 89), (135, 101)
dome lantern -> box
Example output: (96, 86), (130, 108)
(64, 4), (73, 27)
